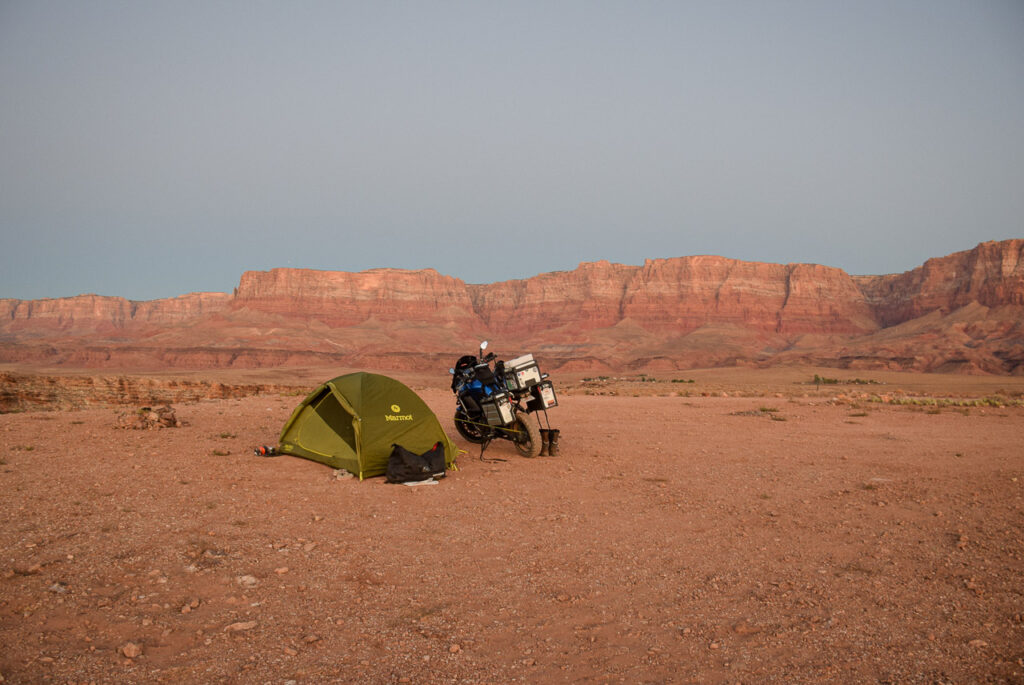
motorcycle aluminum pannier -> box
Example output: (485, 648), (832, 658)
(480, 391), (515, 426)
(526, 380), (558, 411)
(504, 353), (542, 391)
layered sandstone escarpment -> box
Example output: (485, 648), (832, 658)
(0, 292), (231, 335)
(855, 239), (1024, 326)
(1, 240), (1021, 373)
(233, 267), (479, 328)
(619, 257), (878, 336)
(469, 256), (880, 338)
(468, 260), (638, 335)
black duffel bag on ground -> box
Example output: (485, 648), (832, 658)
(386, 442), (447, 483)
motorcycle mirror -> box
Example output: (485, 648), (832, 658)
(449, 368), (455, 375)
(479, 340), (489, 351)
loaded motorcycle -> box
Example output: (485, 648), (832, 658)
(449, 341), (559, 458)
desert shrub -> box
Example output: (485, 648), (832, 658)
(812, 374), (879, 386)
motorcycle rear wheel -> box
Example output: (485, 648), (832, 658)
(454, 410), (488, 444)
(511, 415), (541, 458)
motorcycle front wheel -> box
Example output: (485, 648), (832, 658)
(454, 410), (488, 444)
(510, 414), (541, 458)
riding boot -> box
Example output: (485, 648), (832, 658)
(547, 429), (560, 456)
(539, 429), (550, 457)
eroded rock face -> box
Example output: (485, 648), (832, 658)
(618, 257), (879, 336)
(467, 256), (881, 338)
(1, 240), (1021, 373)
(1, 292), (231, 334)
(855, 239), (1024, 326)
(233, 267), (478, 327)
(469, 260), (638, 335)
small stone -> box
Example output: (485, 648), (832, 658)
(449, 643), (461, 653)
(968, 639), (988, 648)
(236, 575), (258, 588)
(303, 542), (317, 552)
(522, 658), (535, 666)
(180, 604), (191, 614)
(733, 622), (760, 635)
(275, 567), (289, 575)
(283, 647), (297, 656)
(709, 642), (720, 650)
(225, 621), (257, 632)
(303, 634), (320, 644)
(556, 594), (570, 602)
(121, 642), (142, 658)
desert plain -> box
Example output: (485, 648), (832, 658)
(1, 366), (1023, 684)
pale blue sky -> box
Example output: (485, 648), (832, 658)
(1, 1), (1022, 300)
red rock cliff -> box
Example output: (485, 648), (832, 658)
(2, 240), (1021, 372)
(233, 267), (479, 328)
(468, 260), (638, 335)
(1, 292), (230, 336)
(619, 257), (878, 335)
(855, 240), (1024, 326)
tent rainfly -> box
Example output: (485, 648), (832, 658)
(278, 372), (457, 479)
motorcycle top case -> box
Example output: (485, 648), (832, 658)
(527, 380), (558, 411)
(504, 353), (543, 391)
(480, 391), (515, 426)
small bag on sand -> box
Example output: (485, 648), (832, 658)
(386, 442), (447, 483)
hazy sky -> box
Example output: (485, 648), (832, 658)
(1, 1), (1022, 300)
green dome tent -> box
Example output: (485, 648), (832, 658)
(278, 372), (457, 479)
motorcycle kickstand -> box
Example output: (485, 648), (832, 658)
(478, 437), (506, 462)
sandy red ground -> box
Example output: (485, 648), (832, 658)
(2, 374), (1023, 683)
